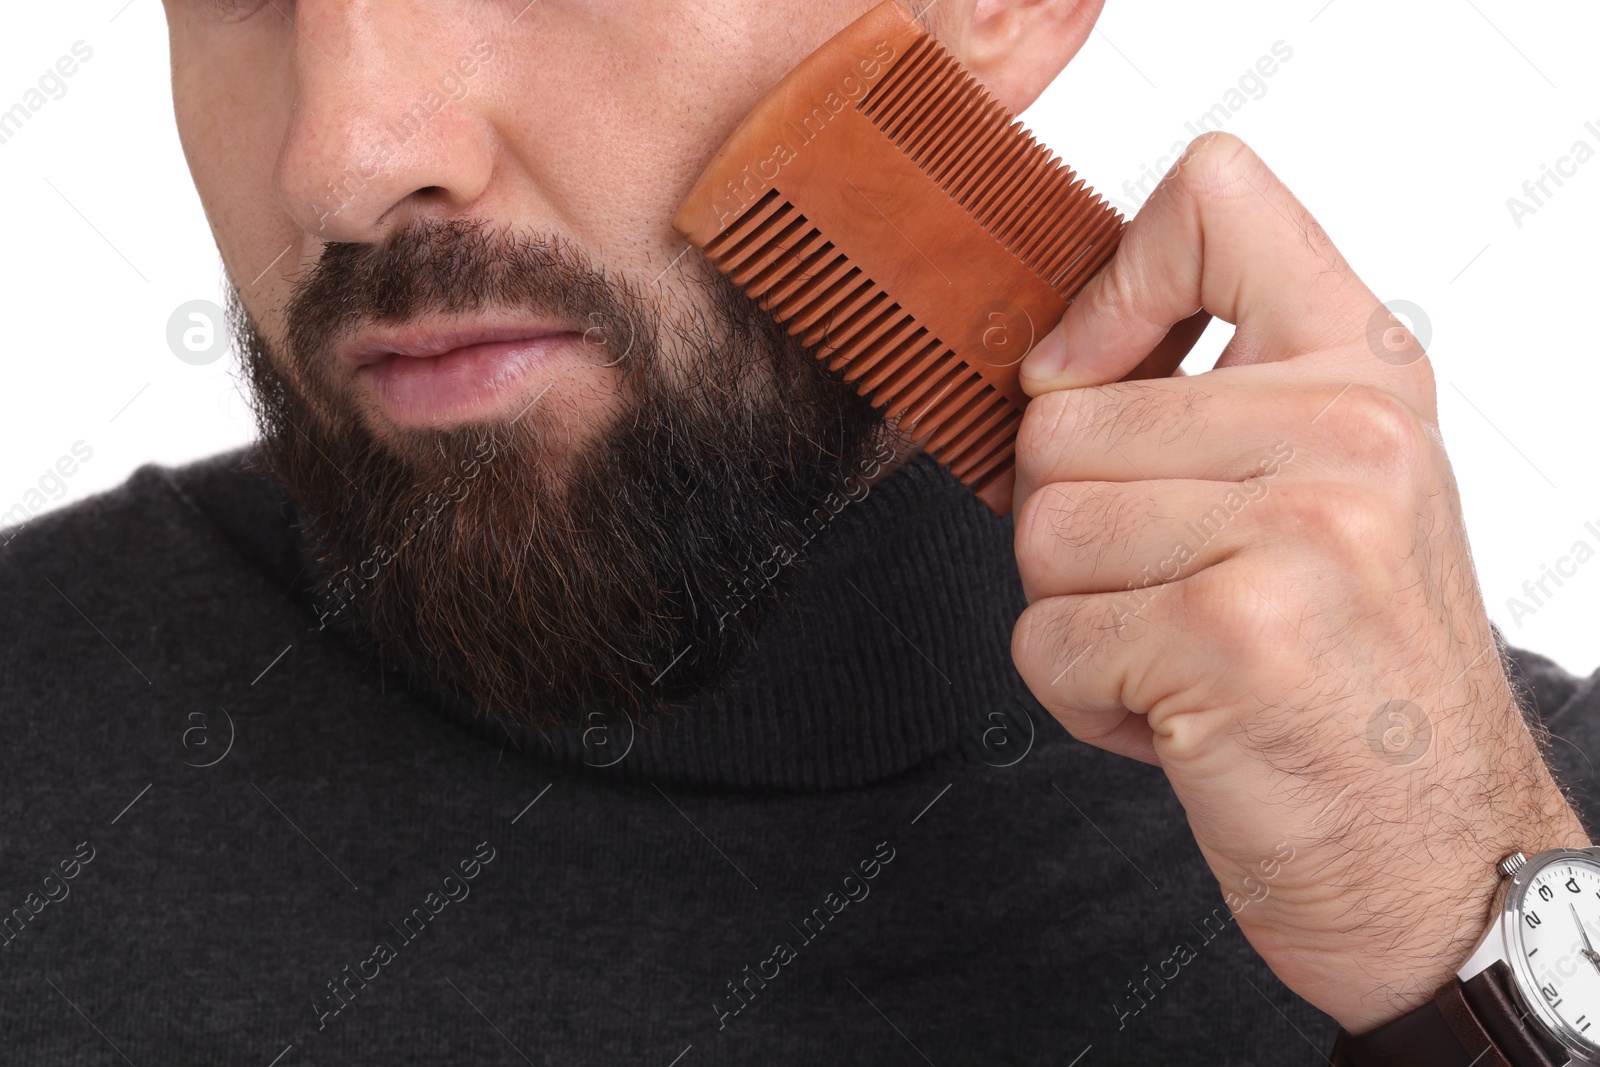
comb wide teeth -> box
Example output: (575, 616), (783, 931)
(676, 1), (1128, 514)
(701, 192), (1023, 501)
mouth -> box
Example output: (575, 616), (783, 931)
(339, 317), (590, 427)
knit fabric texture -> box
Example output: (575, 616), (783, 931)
(2, 446), (1596, 1065)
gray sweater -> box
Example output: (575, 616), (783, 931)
(2, 447), (1596, 1065)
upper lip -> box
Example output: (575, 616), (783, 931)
(338, 317), (582, 368)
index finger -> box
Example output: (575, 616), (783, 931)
(1018, 132), (1380, 393)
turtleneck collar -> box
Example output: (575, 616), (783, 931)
(199, 445), (1038, 791)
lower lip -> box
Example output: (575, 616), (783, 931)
(357, 334), (583, 426)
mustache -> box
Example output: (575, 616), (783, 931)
(283, 218), (654, 373)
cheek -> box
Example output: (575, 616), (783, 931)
(495, 2), (859, 273)
(169, 21), (301, 318)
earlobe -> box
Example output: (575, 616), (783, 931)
(956, 0), (1103, 114)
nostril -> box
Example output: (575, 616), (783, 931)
(372, 185), (470, 235)
(407, 185), (461, 212)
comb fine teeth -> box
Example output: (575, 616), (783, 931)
(675, 0), (1191, 515)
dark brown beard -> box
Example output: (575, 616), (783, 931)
(233, 219), (888, 729)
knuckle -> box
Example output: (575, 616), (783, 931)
(1016, 481), (1126, 556)
(1013, 593), (1106, 668)
(1018, 382), (1191, 478)
(1267, 483), (1408, 572)
(1406, 354), (1439, 409)
(1081, 384), (1174, 448)
(1318, 493), (1396, 562)
(1177, 566), (1262, 644)
(1011, 597), (1075, 679)
(1013, 485), (1063, 571)
(1014, 389), (1077, 488)
(1016, 387), (1112, 483)
(1174, 565), (1297, 674)
(1330, 385), (1434, 477)
(1086, 255), (1154, 336)
(1012, 488), (1056, 596)
(1170, 131), (1263, 200)
(1015, 482), (1144, 597)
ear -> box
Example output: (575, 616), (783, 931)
(937, 0), (1104, 114)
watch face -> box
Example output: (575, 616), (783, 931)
(1510, 850), (1600, 1055)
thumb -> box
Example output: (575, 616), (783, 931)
(1018, 133), (1370, 394)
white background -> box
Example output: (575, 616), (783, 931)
(2, 1), (1597, 673)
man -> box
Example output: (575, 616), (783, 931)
(2, 0), (1594, 1063)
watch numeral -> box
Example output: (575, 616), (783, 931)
(1540, 885), (1555, 901)
(1526, 911), (1543, 929)
(1567, 877), (1582, 894)
(1541, 983), (1563, 1008)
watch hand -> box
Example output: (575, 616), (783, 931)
(1570, 903), (1600, 970)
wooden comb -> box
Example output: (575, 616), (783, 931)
(673, 0), (1210, 514)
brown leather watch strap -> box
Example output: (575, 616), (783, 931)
(1331, 962), (1564, 1067)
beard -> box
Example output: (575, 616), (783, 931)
(233, 218), (890, 731)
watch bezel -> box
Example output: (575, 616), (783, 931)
(1500, 846), (1600, 1063)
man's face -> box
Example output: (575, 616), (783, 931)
(158, 0), (952, 726)
(164, 0), (923, 444)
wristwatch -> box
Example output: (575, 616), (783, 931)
(1333, 847), (1600, 1066)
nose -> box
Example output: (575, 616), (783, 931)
(272, 2), (498, 243)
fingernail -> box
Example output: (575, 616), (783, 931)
(1020, 324), (1068, 382)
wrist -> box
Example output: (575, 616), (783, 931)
(1334, 840), (1600, 1067)
(1331, 792), (1591, 1035)
(1338, 812), (1594, 1037)
(1322, 682), (1594, 1035)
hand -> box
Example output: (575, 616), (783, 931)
(1007, 131), (1592, 1032)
